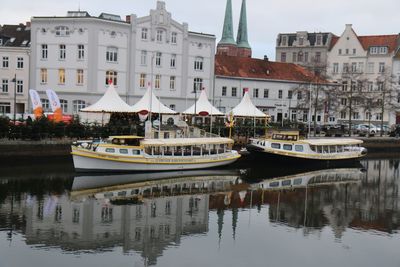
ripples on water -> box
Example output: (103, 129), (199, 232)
(0, 157), (400, 267)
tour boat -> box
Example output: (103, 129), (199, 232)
(246, 130), (367, 164)
(71, 135), (240, 172)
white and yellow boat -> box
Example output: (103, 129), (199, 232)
(247, 130), (367, 164)
(71, 135), (240, 172)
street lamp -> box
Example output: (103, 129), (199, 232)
(11, 74), (17, 123)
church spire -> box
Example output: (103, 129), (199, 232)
(219, 0), (236, 45)
(236, 0), (252, 57)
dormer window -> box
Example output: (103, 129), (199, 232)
(316, 35), (322, 46)
(370, 46), (388, 54)
(55, 26), (70, 36)
(281, 36), (287, 46)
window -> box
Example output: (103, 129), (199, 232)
(2, 56), (9, 68)
(315, 52), (321, 63)
(297, 52), (303, 62)
(292, 52), (297, 62)
(171, 32), (177, 44)
(278, 90), (283, 99)
(170, 76), (175, 90)
(377, 82), (384, 91)
(345, 49), (349, 54)
(59, 44), (66, 60)
(141, 28), (148, 40)
(242, 88), (247, 96)
(222, 86), (227, 96)
(352, 112), (359, 120)
(60, 99), (68, 113)
(271, 143), (281, 149)
(365, 112), (372, 120)
(304, 52), (308, 62)
(341, 98), (347, 106)
(78, 44), (84, 60)
(358, 62), (364, 73)
(194, 57), (203, 71)
(367, 62), (374, 73)
(17, 80), (24, 94)
(40, 68), (47, 83)
(55, 26), (69, 36)
(264, 89), (269, 98)
(253, 88), (259, 98)
(0, 102), (11, 113)
(139, 74), (146, 88)
(156, 52), (162, 66)
(170, 54), (176, 68)
(316, 35), (322, 46)
(351, 62), (357, 73)
(73, 100), (86, 113)
(58, 69), (65, 84)
(106, 47), (118, 62)
(155, 74), (161, 89)
(283, 144), (292, 151)
(105, 148), (115, 153)
(156, 29), (163, 42)
(343, 63), (349, 73)
(141, 50), (147, 65)
(193, 78), (202, 92)
(333, 63), (339, 73)
(288, 90), (292, 99)
(41, 44), (48, 59)
(338, 49), (342, 55)
(119, 149), (128, 154)
(295, 145), (304, 152)
(281, 36), (287, 46)
(280, 52), (286, 62)
(297, 91), (302, 99)
(106, 70), (117, 85)
(342, 81), (348, 91)
(367, 81), (373, 91)
(376, 113), (383, 120)
(15, 57), (23, 69)
(340, 111), (346, 119)
(379, 62), (385, 73)
(1, 79), (8, 93)
(77, 69), (84, 85)
(232, 87), (237, 97)
(353, 48), (356, 54)
(41, 99), (50, 112)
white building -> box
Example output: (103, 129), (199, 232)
(30, 1), (215, 115)
(327, 24), (400, 126)
(0, 23), (30, 118)
(215, 55), (326, 123)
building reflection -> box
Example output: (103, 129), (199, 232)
(0, 160), (399, 265)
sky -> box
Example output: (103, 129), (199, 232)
(1, 0), (400, 59)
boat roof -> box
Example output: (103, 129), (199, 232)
(303, 138), (363, 146)
(141, 137), (234, 146)
(109, 135), (144, 139)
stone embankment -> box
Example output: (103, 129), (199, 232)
(0, 136), (399, 157)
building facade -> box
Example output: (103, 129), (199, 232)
(30, 1), (215, 114)
(327, 24), (400, 126)
(0, 23), (30, 118)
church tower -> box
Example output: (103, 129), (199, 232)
(216, 0), (238, 56)
(236, 0), (252, 57)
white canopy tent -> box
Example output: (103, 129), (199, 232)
(131, 88), (177, 114)
(80, 84), (135, 113)
(229, 90), (267, 118)
(182, 89), (223, 116)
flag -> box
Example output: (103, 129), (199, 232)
(29, 89), (43, 119)
(46, 89), (62, 122)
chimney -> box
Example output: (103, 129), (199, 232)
(264, 55), (269, 61)
(26, 21), (31, 28)
(125, 15), (131, 23)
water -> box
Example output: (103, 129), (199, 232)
(0, 156), (400, 267)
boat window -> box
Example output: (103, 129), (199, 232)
(119, 149), (128, 154)
(283, 144), (292, 151)
(118, 191), (127, 196)
(317, 146), (323, 153)
(295, 145), (304, 152)
(323, 146), (329, 153)
(126, 138), (141, 146)
(337, 146), (344, 152)
(310, 145), (316, 152)
(293, 178), (302, 185)
(271, 143), (281, 149)
(132, 149), (141, 155)
(282, 180), (291, 186)
(105, 148), (115, 153)
(287, 135), (298, 141)
(104, 192), (114, 197)
(269, 181), (279, 187)
(329, 146), (336, 153)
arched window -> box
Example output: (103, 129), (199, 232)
(106, 71), (117, 85)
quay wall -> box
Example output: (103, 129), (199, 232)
(0, 137), (399, 157)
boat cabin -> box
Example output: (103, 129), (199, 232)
(271, 131), (300, 141)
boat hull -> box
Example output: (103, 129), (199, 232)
(72, 152), (240, 172)
(246, 144), (363, 167)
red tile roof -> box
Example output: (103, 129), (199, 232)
(329, 34), (399, 52)
(358, 35), (399, 52)
(215, 55), (327, 83)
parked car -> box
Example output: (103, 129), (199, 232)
(389, 125), (400, 137)
(323, 124), (348, 137)
(355, 124), (379, 136)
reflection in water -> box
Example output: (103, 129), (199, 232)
(0, 159), (400, 266)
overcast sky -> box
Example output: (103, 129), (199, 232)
(1, 0), (400, 59)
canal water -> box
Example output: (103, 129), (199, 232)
(0, 156), (399, 267)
